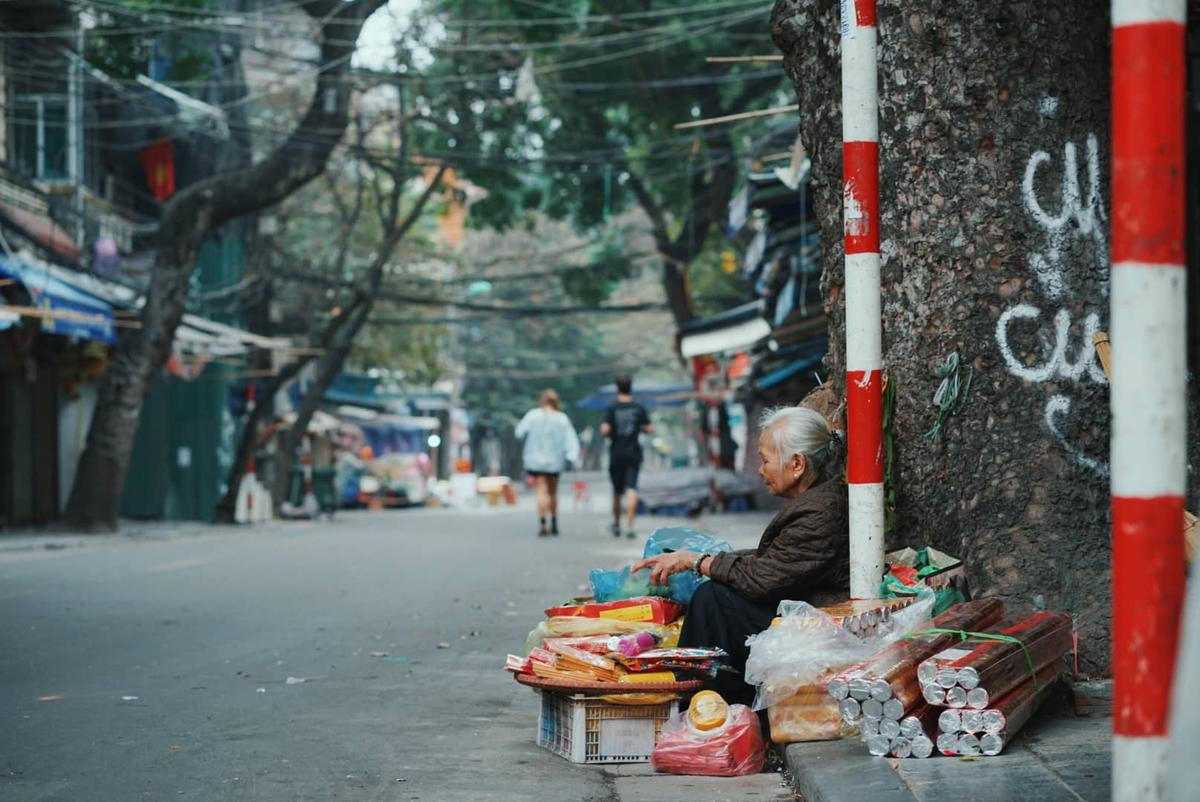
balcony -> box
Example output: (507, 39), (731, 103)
(0, 166), (156, 267)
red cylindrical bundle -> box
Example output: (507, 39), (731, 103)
(952, 613), (1072, 708)
(831, 599), (1004, 698)
(917, 614), (1026, 685)
(918, 612), (1071, 695)
(976, 661), (1065, 753)
(979, 662), (1065, 734)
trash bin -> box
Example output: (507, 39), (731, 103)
(312, 467), (337, 515)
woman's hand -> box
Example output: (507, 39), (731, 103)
(631, 551), (699, 587)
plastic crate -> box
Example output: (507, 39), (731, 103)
(536, 691), (679, 764)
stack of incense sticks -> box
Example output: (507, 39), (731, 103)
(825, 599), (1005, 757)
(818, 597), (915, 637)
(917, 611), (1072, 709)
(935, 661), (1065, 755)
(827, 598), (1004, 724)
(766, 598), (914, 744)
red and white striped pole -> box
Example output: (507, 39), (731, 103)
(841, 0), (884, 599)
(1110, 1), (1188, 798)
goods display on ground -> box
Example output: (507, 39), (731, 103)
(508, 528), (1074, 769)
(509, 541), (731, 766)
(819, 603), (1073, 759)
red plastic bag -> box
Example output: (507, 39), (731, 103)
(650, 704), (765, 776)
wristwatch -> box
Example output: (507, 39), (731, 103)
(692, 553), (709, 574)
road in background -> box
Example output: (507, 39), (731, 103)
(0, 488), (787, 802)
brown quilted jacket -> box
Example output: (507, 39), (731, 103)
(706, 476), (849, 606)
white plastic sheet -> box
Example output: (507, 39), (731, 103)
(744, 595), (934, 710)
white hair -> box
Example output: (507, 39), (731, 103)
(759, 405), (841, 476)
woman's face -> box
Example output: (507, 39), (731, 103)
(758, 430), (805, 497)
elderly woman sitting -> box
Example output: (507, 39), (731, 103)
(632, 405), (848, 707)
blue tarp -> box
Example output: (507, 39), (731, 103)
(755, 352), (824, 391)
(359, 421), (427, 456)
(0, 256), (116, 343)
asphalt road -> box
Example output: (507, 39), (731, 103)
(0, 487), (789, 802)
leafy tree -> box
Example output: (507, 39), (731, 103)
(451, 217), (676, 433)
(213, 100), (449, 522)
(85, 0), (216, 83)
(65, 0), (388, 530)
(405, 0), (788, 324)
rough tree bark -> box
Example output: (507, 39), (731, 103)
(64, 0), (385, 530)
(769, 0), (1196, 673)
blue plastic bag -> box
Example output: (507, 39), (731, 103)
(590, 565), (671, 603)
(590, 527), (734, 604)
(643, 527), (734, 559)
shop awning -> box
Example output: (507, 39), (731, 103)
(0, 252), (295, 357)
(0, 255), (116, 343)
(179, 314), (291, 355)
(679, 300), (771, 359)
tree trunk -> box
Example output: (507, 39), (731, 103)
(63, 0), (384, 530)
(211, 356), (312, 524)
(771, 0), (1144, 673)
(627, 133), (739, 328)
(271, 166), (448, 504)
(274, 304), (372, 504)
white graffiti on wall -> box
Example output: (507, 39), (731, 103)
(1044, 395), (1109, 477)
(1020, 133), (1108, 301)
(995, 304), (1108, 385)
(994, 131), (1109, 477)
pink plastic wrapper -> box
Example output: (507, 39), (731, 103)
(650, 704), (765, 777)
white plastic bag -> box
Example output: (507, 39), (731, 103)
(744, 594), (934, 710)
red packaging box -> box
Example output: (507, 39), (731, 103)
(544, 596), (683, 625)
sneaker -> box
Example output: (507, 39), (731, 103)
(550, 519), (559, 536)
(626, 530), (637, 540)
(538, 524), (549, 537)
(610, 522), (621, 538)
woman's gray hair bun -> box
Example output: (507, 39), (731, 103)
(759, 405), (842, 477)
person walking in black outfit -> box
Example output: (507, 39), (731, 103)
(601, 373), (652, 539)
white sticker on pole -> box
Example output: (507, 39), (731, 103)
(841, 0), (854, 38)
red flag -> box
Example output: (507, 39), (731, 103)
(138, 139), (175, 202)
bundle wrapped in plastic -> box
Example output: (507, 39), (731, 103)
(650, 703), (765, 776)
(591, 527), (733, 604)
(744, 594), (935, 711)
(523, 617), (682, 655)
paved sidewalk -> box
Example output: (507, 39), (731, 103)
(604, 763), (792, 802)
(785, 710), (1109, 802)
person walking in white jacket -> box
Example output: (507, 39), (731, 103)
(515, 389), (581, 536)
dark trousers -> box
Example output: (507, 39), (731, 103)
(679, 580), (777, 707)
